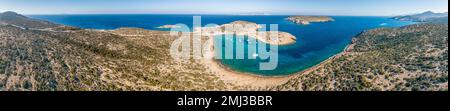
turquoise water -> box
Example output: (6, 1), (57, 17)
(29, 15), (416, 76)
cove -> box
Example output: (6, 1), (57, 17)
(29, 15), (417, 76)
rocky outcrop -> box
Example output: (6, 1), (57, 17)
(287, 16), (334, 25)
(196, 20), (297, 45)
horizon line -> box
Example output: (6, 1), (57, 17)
(23, 13), (395, 17)
(3, 10), (448, 17)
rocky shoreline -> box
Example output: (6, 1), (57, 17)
(287, 16), (334, 25)
(2, 11), (446, 91)
(158, 20), (297, 45)
(195, 20), (297, 45)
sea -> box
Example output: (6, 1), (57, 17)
(29, 14), (417, 76)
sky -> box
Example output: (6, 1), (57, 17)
(0, 0), (448, 16)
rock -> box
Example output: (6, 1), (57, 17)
(287, 16), (334, 25)
(197, 20), (297, 45)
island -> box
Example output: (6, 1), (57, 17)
(1, 11), (447, 91)
(392, 11), (448, 24)
(194, 20), (297, 45)
(287, 16), (334, 25)
(156, 25), (181, 29)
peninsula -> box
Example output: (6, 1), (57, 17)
(0, 11), (447, 91)
(195, 20), (297, 45)
(287, 16), (334, 25)
(156, 25), (181, 29)
(392, 11), (448, 24)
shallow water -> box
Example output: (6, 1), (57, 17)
(29, 15), (417, 76)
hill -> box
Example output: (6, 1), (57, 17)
(0, 12), (231, 91)
(0, 12), (447, 91)
(272, 24), (448, 91)
(0, 11), (59, 29)
(393, 11), (448, 24)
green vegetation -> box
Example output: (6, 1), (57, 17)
(0, 11), (447, 91)
(272, 24), (448, 91)
(393, 11), (448, 24)
(0, 60), (5, 74)
(287, 16), (334, 25)
(0, 24), (230, 91)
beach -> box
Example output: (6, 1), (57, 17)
(25, 14), (418, 89)
(201, 36), (294, 88)
(201, 33), (356, 88)
(30, 15), (416, 76)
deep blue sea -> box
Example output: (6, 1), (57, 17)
(29, 15), (417, 76)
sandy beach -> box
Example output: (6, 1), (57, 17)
(201, 37), (295, 88)
(202, 35), (355, 88)
(109, 26), (354, 89)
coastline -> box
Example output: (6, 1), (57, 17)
(32, 22), (353, 88)
(2, 11), (447, 91)
(294, 42), (354, 76)
(18, 23), (353, 88)
(202, 33), (356, 88)
(287, 16), (335, 25)
(201, 38), (294, 88)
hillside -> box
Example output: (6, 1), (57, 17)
(0, 11), (60, 29)
(0, 12), (447, 91)
(272, 24), (448, 91)
(393, 11), (448, 24)
(0, 12), (231, 91)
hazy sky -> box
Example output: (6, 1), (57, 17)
(0, 0), (448, 16)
